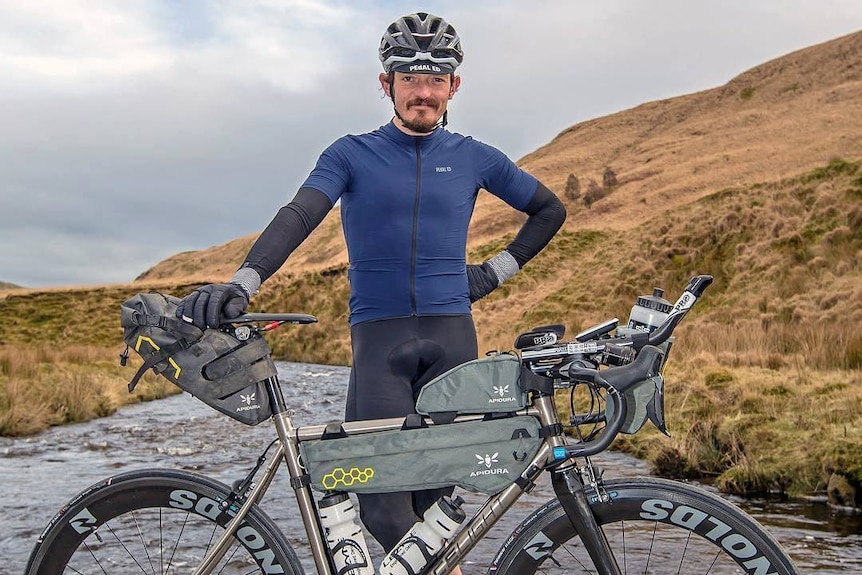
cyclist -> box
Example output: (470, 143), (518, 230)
(176, 11), (566, 573)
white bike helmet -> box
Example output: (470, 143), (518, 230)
(379, 12), (464, 74)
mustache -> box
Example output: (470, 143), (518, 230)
(406, 98), (441, 108)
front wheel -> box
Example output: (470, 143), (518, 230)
(489, 477), (798, 574)
(26, 468), (304, 575)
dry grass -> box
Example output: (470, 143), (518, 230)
(611, 352), (862, 499)
(0, 344), (177, 436)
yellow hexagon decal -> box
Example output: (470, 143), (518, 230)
(321, 467), (375, 489)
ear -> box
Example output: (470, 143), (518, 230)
(379, 72), (392, 98)
(449, 75), (461, 99)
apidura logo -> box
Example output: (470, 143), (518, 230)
(477, 452), (499, 468)
(489, 384), (517, 404)
(236, 393), (261, 412)
(471, 452), (508, 477)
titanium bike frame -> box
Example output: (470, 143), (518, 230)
(191, 376), (626, 575)
(193, 275), (715, 575)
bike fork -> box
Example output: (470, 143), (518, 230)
(552, 464), (622, 575)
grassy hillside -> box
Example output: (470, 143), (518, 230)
(2, 32), (861, 506)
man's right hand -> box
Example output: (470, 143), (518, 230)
(175, 283), (249, 329)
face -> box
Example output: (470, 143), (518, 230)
(380, 71), (460, 134)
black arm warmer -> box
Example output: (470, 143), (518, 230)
(505, 181), (567, 268)
(240, 187), (334, 282)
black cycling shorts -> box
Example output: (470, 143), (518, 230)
(345, 314), (478, 551)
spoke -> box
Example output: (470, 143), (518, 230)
(236, 560), (265, 575)
(675, 530), (692, 575)
(159, 508), (163, 575)
(104, 518), (153, 574)
(705, 546), (722, 574)
(208, 514), (230, 574)
(165, 511), (190, 574)
(552, 541), (592, 574)
(131, 509), (157, 575)
(637, 521), (657, 575)
(78, 538), (107, 575)
(620, 520), (626, 575)
(216, 539), (246, 574)
(228, 541), (250, 570)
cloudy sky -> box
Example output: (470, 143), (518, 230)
(2, 1), (860, 288)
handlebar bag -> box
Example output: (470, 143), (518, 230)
(415, 354), (527, 421)
(120, 292), (276, 426)
(605, 328), (671, 435)
(604, 375), (668, 435)
(300, 415), (542, 495)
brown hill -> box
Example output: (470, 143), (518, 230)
(138, 30), (862, 284)
(515, 30), (862, 232)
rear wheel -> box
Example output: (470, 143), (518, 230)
(26, 468), (304, 575)
(489, 477), (798, 574)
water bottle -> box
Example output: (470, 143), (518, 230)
(627, 288), (672, 333)
(379, 495), (466, 575)
(318, 491), (374, 575)
(620, 287), (674, 365)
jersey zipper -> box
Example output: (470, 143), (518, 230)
(410, 139), (421, 316)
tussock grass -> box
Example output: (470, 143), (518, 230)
(611, 354), (862, 499)
(0, 344), (177, 436)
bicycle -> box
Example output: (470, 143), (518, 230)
(25, 274), (800, 575)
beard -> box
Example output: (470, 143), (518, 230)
(398, 98), (443, 133)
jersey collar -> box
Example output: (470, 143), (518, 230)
(382, 120), (445, 146)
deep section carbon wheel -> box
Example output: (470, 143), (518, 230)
(489, 477), (798, 574)
(26, 468), (304, 575)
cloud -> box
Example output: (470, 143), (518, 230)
(1, 0), (861, 287)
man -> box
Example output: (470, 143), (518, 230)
(177, 11), (566, 572)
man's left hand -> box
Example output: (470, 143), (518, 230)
(466, 263), (499, 303)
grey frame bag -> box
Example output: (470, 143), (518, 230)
(120, 292), (276, 425)
(300, 415), (542, 495)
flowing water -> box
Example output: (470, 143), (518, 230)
(2, 362), (860, 574)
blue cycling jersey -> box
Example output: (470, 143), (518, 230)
(302, 121), (538, 325)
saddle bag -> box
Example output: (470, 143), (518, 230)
(120, 292), (276, 426)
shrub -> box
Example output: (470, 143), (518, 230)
(565, 174), (581, 202)
(583, 179), (604, 208)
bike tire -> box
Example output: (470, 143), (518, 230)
(25, 468), (305, 575)
(489, 477), (798, 575)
